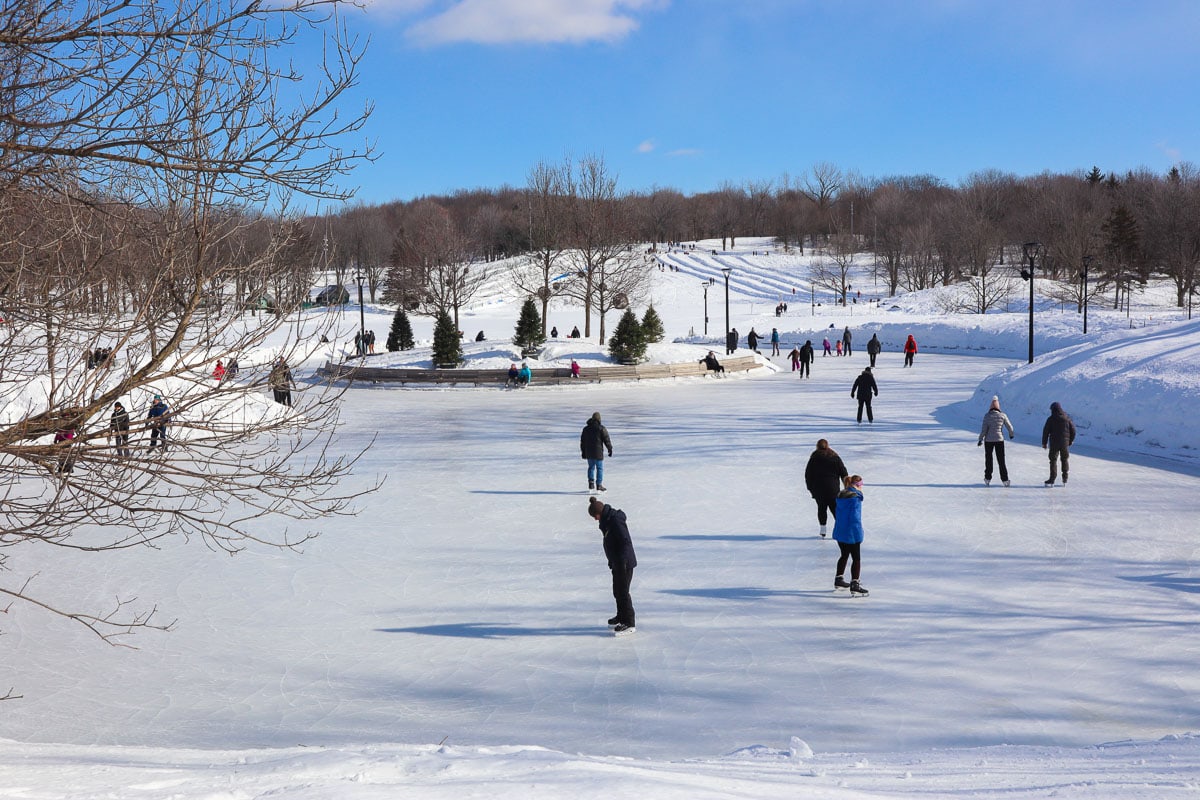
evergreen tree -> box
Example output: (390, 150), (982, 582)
(607, 308), (647, 364)
(640, 303), (665, 344)
(432, 309), (463, 367)
(512, 296), (545, 351)
(1085, 166), (1104, 186)
(386, 307), (415, 352)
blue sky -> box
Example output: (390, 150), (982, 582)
(322, 0), (1200, 206)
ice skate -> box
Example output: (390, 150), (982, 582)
(819, 524), (827, 538)
(589, 480), (595, 490)
(612, 623), (636, 636)
(984, 478), (991, 486)
(849, 581), (869, 597)
(834, 576), (851, 589)
(1003, 480), (1010, 487)
(595, 484), (606, 492)
(607, 616), (620, 627)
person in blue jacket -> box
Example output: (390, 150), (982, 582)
(516, 362), (532, 387)
(588, 496), (637, 635)
(832, 474), (868, 596)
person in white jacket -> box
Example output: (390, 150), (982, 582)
(978, 395), (1015, 486)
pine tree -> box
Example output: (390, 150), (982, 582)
(386, 307), (415, 352)
(512, 297), (545, 352)
(607, 308), (647, 364)
(432, 309), (462, 368)
(640, 303), (665, 344)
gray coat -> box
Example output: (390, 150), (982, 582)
(978, 408), (1015, 443)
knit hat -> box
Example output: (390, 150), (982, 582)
(990, 395), (1001, 410)
(591, 412), (601, 422)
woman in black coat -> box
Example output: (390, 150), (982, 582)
(804, 439), (848, 537)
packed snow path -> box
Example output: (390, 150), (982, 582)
(5, 352), (1199, 762)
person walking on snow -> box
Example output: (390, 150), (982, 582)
(747, 328), (761, 353)
(832, 475), (869, 596)
(1041, 401), (1076, 486)
(842, 326), (853, 357)
(269, 358), (295, 406)
(109, 400), (131, 458)
(851, 367), (879, 423)
(146, 394), (170, 451)
(770, 328), (781, 356)
(588, 497), (637, 635)
(978, 395), (1015, 486)
(903, 334), (918, 367)
(726, 327), (739, 356)
(867, 333), (882, 368)
(580, 411), (613, 491)
(804, 438), (848, 538)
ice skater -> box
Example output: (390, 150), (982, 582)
(978, 395), (1015, 486)
(580, 411), (613, 491)
(851, 367), (878, 423)
(1042, 401), (1076, 486)
(832, 474), (868, 596)
(804, 438), (848, 538)
(588, 497), (637, 636)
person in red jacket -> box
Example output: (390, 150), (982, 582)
(903, 334), (918, 367)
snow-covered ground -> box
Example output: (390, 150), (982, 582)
(4, 238), (1200, 798)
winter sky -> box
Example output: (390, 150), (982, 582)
(321, 0), (1200, 204)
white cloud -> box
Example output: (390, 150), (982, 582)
(403, 0), (666, 46)
(636, 139), (656, 154)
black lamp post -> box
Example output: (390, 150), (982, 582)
(701, 279), (710, 336)
(1020, 242), (1042, 364)
(1080, 256), (1092, 334)
(354, 272), (366, 357)
(721, 267), (732, 353)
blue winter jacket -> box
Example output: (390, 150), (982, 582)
(831, 487), (864, 544)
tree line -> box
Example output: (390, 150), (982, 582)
(318, 160), (1200, 323)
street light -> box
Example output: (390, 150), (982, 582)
(701, 279), (711, 336)
(354, 272), (366, 357)
(1080, 256), (1092, 334)
(1020, 242), (1042, 364)
(721, 267), (732, 354)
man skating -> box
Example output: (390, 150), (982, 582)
(580, 411), (613, 491)
(850, 367), (878, 423)
(588, 497), (637, 636)
(1041, 401), (1076, 485)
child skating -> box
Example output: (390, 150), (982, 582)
(832, 474), (868, 596)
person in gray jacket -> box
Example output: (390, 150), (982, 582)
(977, 395), (1015, 486)
(1041, 401), (1076, 485)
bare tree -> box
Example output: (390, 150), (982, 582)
(511, 159), (572, 334)
(0, 0), (373, 653)
(560, 155), (648, 342)
(810, 232), (859, 305)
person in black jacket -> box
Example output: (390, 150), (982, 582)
(588, 497), (637, 635)
(804, 438), (848, 537)
(1041, 401), (1077, 485)
(866, 333), (882, 367)
(797, 339), (814, 378)
(580, 411), (613, 491)
(851, 367), (879, 423)
(109, 400), (131, 458)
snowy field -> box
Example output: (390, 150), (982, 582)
(4, 239), (1200, 798)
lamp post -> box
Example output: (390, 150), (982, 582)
(1020, 242), (1042, 364)
(1080, 256), (1092, 334)
(354, 272), (366, 357)
(721, 267), (732, 354)
(701, 279), (711, 336)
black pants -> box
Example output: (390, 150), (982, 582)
(836, 542), (861, 580)
(114, 433), (131, 458)
(856, 397), (874, 422)
(148, 425), (168, 450)
(869, 352), (877, 367)
(1048, 447), (1070, 483)
(798, 360), (810, 378)
(611, 565), (635, 627)
(904, 352), (915, 367)
(814, 493), (837, 526)
(984, 441), (1009, 482)
(274, 389), (292, 407)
